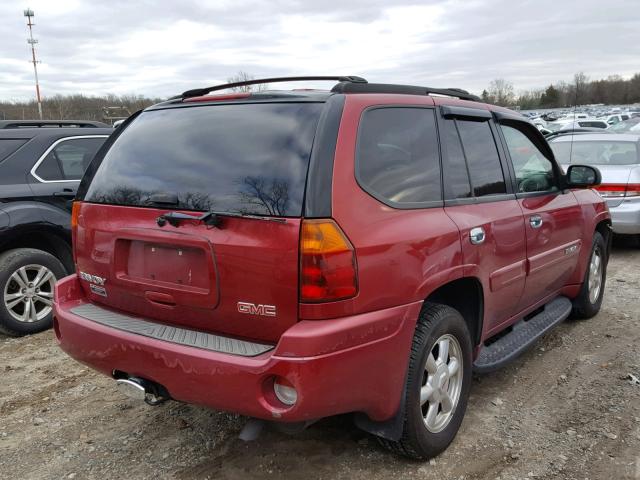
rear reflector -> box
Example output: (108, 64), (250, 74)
(273, 377), (298, 406)
(300, 219), (357, 303)
(595, 183), (640, 197)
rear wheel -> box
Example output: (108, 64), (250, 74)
(571, 232), (607, 319)
(378, 302), (472, 459)
(0, 249), (67, 336)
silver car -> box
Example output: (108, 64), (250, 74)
(549, 133), (640, 237)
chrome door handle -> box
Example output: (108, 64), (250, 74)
(469, 227), (485, 245)
(529, 215), (543, 229)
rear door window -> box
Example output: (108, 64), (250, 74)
(84, 103), (323, 216)
(34, 137), (106, 181)
(356, 107), (441, 206)
(455, 120), (507, 197)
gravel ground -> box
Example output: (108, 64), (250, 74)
(1, 245), (639, 480)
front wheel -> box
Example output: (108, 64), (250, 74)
(571, 232), (607, 319)
(378, 302), (472, 459)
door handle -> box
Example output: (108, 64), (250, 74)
(53, 188), (77, 197)
(529, 215), (543, 229)
(469, 227), (486, 245)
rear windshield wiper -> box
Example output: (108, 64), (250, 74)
(156, 210), (286, 228)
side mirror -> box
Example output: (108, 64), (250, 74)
(565, 165), (602, 188)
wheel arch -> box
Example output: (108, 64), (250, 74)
(424, 277), (484, 347)
(0, 227), (73, 274)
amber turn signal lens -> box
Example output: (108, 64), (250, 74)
(70, 201), (81, 229)
(300, 219), (358, 303)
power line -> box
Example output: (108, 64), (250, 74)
(24, 8), (43, 120)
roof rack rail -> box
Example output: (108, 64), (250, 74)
(330, 82), (480, 102)
(180, 76), (368, 99)
(0, 120), (110, 129)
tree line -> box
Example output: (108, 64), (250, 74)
(1, 71), (638, 121)
(481, 72), (640, 109)
(0, 93), (162, 123)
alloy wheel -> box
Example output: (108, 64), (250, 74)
(3, 264), (56, 323)
(420, 334), (464, 433)
(588, 247), (603, 304)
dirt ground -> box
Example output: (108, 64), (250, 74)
(1, 244), (639, 480)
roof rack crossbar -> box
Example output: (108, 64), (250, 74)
(180, 76), (368, 99)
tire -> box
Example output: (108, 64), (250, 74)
(0, 248), (67, 336)
(378, 302), (473, 459)
(571, 232), (607, 319)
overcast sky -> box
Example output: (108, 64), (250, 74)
(1, 0), (638, 101)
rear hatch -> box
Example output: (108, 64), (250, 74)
(74, 101), (325, 343)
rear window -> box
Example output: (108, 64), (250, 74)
(0, 139), (27, 162)
(84, 103), (323, 216)
(550, 141), (639, 165)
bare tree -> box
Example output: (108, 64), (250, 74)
(572, 72), (590, 106)
(226, 71), (268, 92)
(238, 176), (289, 216)
(487, 79), (515, 106)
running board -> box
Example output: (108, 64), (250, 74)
(473, 296), (572, 374)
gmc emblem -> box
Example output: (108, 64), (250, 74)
(237, 302), (276, 317)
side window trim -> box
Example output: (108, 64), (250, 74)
(30, 135), (108, 183)
(488, 119), (517, 195)
(435, 112), (472, 200)
(441, 105), (492, 121)
(355, 105), (444, 210)
(437, 109), (516, 202)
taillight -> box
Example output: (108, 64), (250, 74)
(71, 201), (81, 229)
(595, 184), (640, 197)
(299, 219), (358, 303)
(70, 201), (81, 263)
(625, 183), (640, 197)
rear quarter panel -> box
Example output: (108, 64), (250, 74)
(300, 94), (464, 320)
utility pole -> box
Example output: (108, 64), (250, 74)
(24, 8), (43, 120)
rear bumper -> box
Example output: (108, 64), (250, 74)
(54, 275), (421, 423)
(609, 197), (640, 234)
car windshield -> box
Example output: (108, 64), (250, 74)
(550, 140), (639, 165)
(83, 102), (324, 216)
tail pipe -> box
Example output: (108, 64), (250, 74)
(114, 371), (170, 406)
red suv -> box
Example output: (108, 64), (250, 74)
(54, 76), (611, 459)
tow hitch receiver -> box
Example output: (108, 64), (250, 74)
(115, 376), (169, 406)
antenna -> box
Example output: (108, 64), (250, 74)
(569, 75), (580, 165)
(24, 8), (43, 120)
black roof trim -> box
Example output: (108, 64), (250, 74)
(0, 120), (110, 129)
(179, 76), (368, 99)
(330, 82), (480, 102)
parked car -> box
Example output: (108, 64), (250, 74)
(0, 120), (110, 129)
(607, 118), (640, 133)
(0, 127), (111, 335)
(544, 127), (612, 139)
(549, 133), (640, 241)
(599, 114), (631, 125)
(54, 76), (610, 460)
